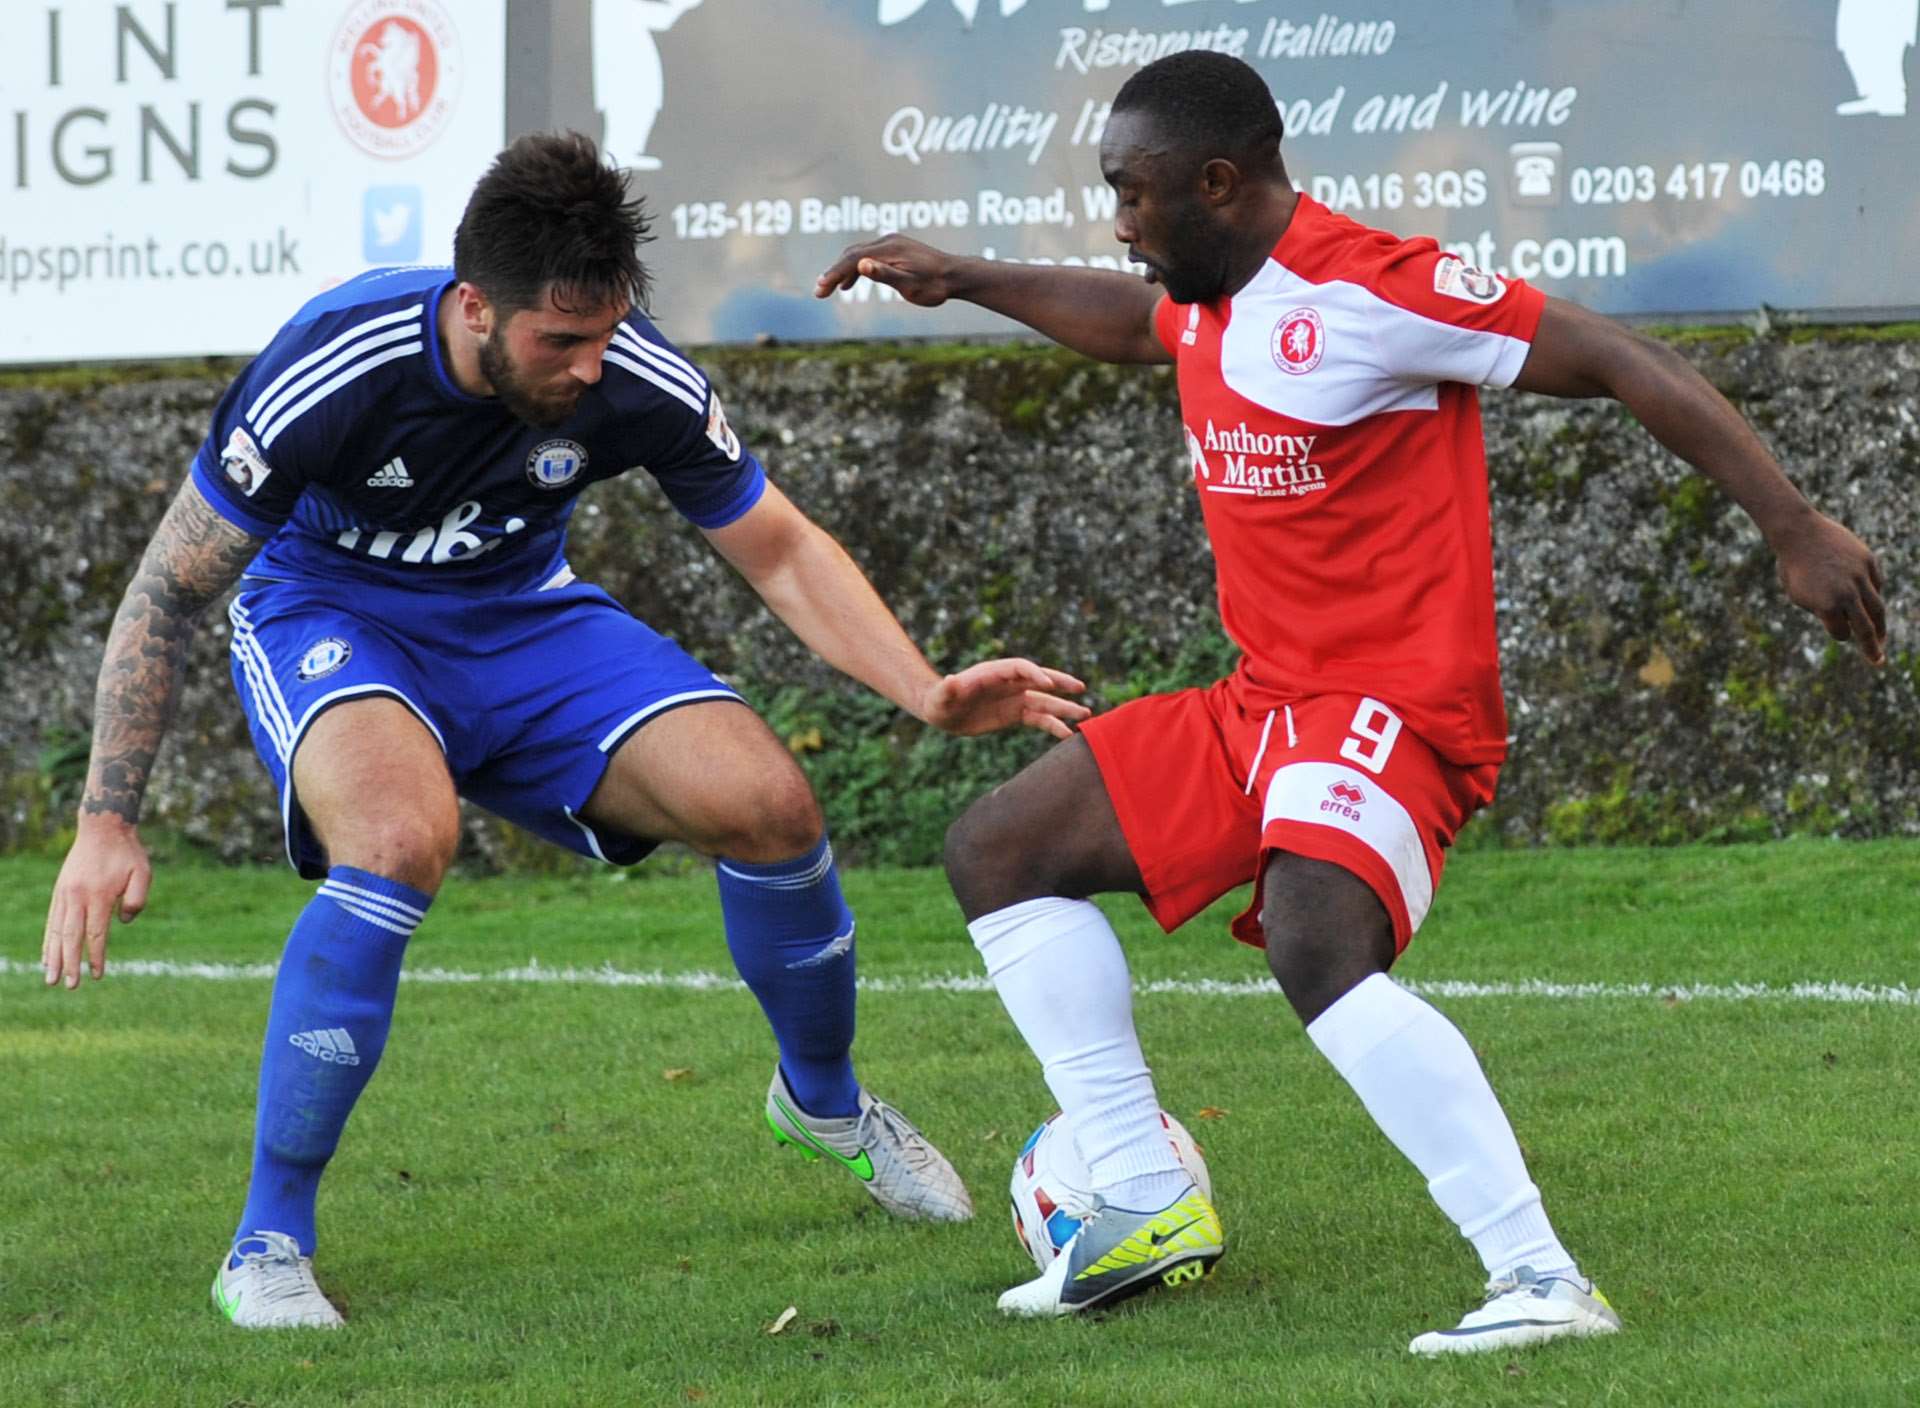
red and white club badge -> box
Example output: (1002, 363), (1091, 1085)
(1271, 308), (1325, 375)
(329, 0), (463, 159)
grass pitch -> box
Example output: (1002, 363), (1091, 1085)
(3, 840), (1917, 1406)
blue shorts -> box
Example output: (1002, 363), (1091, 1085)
(225, 572), (746, 877)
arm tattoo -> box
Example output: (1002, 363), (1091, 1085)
(81, 481), (266, 825)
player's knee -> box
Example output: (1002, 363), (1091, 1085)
(1263, 919), (1349, 1023)
(1261, 858), (1394, 1024)
(941, 798), (995, 893)
(716, 768), (824, 863)
(328, 809), (458, 894)
(944, 788), (1053, 917)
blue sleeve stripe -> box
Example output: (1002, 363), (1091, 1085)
(190, 456), (282, 539)
(682, 459), (767, 531)
(245, 303), (425, 423)
(609, 326), (707, 398)
(605, 347), (707, 415)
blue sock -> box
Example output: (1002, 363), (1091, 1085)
(232, 866), (427, 1258)
(717, 836), (860, 1118)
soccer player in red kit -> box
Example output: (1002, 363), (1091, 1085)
(817, 52), (1887, 1351)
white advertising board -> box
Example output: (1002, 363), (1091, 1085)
(0, 0), (505, 363)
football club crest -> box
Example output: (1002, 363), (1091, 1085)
(526, 438), (587, 490)
(1271, 308), (1325, 375)
(298, 638), (353, 681)
(329, 0), (463, 159)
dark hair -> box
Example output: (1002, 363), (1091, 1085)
(453, 131), (652, 316)
(1112, 52), (1284, 169)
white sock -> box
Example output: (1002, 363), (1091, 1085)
(1306, 973), (1578, 1282)
(968, 897), (1189, 1209)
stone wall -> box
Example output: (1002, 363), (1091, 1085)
(1, 331), (1914, 868)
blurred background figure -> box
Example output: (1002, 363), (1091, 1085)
(593, 0), (706, 169)
(1836, 0), (1918, 114)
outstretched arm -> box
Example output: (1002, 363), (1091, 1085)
(702, 482), (1088, 738)
(42, 478), (265, 988)
(815, 234), (1172, 366)
(1514, 297), (1887, 665)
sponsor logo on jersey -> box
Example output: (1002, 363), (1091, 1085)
(1193, 421), (1328, 499)
(704, 392), (741, 460)
(1321, 778), (1367, 821)
(1433, 256), (1508, 305)
(1271, 308), (1325, 375)
(1184, 425), (1211, 481)
(297, 637), (353, 681)
(329, 0), (463, 160)
(526, 439), (587, 490)
(221, 426), (273, 497)
(366, 456), (414, 488)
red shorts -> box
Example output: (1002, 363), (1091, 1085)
(1079, 678), (1498, 952)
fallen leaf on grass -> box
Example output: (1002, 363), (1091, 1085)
(767, 1305), (798, 1335)
(1195, 1107), (1230, 1120)
(664, 1068), (694, 1082)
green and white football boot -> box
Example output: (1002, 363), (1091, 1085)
(212, 1231), (345, 1329)
(765, 1068), (973, 1222)
(998, 1183), (1224, 1316)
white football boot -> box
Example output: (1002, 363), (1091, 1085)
(764, 1067), (973, 1222)
(212, 1231), (345, 1329)
(998, 1184), (1224, 1317)
(1408, 1264), (1620, 1355)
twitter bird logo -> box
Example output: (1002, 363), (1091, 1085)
(363, 186), (424, 264)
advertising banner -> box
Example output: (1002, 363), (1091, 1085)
(4, 2), (1914, 359)
(559, 0), (1920, 343)
(0, 0), (506, 362)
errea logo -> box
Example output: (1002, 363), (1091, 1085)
(1321, 778), (1367, 821)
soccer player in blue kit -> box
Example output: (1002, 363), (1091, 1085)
(38, 132), (1088, 1329)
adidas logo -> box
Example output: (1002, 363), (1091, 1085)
(289, 1028), (361, 1066)
(366, 456), (413, 488)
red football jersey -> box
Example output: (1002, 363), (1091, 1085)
(1153, 194), (1545, 766)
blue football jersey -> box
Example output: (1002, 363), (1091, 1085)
(189, 266), (765, 595)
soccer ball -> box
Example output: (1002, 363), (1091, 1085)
(1008, 1109), (1212, 1274)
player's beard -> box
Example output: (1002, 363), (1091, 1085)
(478, 331), (586, 429)
(1150, 202), (1235, 306)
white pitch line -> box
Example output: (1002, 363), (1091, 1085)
(2, 958), (1915, 1006)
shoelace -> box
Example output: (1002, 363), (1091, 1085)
(855, 1099), (936, 1173)
(233, 1233), (328, 1308)
(1480, 1267), (1573, 1305)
